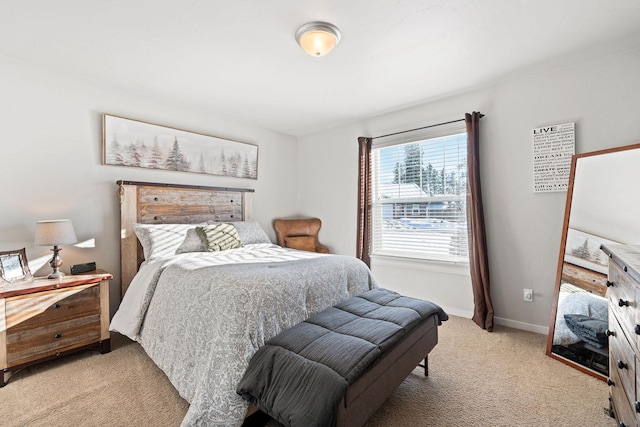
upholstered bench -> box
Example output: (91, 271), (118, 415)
(237, 288), (448, 427)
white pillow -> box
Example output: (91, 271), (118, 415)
(133, 223), (206, 261)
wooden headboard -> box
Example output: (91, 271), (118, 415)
(117, 180), (254, 297)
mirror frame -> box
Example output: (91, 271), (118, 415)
(546, 142), (640, 380)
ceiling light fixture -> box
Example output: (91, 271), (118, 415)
(295, 21), (341, 57)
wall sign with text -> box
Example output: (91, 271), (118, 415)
(532, 122), (575, 193)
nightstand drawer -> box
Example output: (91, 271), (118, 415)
(5, 285), (99, 332)
(6, 313), (101, 367)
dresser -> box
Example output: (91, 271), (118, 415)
(0, 270), (111, 387)
(603, 244), (640, 427)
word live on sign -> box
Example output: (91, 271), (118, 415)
(532, 122), (575, 193)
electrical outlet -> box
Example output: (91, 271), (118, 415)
(523, 288), (533, 302)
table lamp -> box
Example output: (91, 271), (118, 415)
(35, 219), (77, 279)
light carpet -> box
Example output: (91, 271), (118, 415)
(1, 315), (616, 427)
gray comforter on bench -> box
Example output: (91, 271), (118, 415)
(236, 288), (448, 427)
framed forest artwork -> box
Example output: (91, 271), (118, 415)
(563, 227), (618, 275)
(102, 114), (258, 179)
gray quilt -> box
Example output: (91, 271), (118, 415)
(111, 244), (377, 427)
(236, 288), (448, 427)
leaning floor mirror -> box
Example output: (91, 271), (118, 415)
(546, 143), (640, 379)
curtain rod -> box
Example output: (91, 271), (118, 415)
(371, 113), (484, 140)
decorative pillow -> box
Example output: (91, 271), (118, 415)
(134, 223), (206, 261)
(175, 228), (207, 254)
(283, 236), (316, 252)
(233, 221), (271, 245)
(196, 223), (243, 252)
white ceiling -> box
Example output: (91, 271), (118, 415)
(2, 0), (640, 137)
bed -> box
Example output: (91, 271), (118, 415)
(109, 181), (379, 426)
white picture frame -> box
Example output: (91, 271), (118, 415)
(0, 248), (33, 284)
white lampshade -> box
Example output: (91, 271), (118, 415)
(295, 22), (341, 57)
(35, 219), (78, 246)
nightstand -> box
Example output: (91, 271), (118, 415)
(0, 270), (112, 387)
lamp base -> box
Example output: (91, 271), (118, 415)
(47, 271), (65, 280)
(47, 246), (65, 280)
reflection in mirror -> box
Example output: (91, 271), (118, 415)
(547, 143), (640, 379)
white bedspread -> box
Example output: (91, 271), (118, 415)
(110, 244), (378, 426)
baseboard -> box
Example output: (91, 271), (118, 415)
(440, 309), (549, 335)
(441, 307), (474, 319)
(493, 316), (548, 335)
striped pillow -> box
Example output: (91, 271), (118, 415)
(196, 223), (243, 252)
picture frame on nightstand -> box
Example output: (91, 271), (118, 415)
(0, 248), (33, 284)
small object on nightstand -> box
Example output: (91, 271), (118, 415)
(34, 219), (78, 279)
(71, 262), (97, 275)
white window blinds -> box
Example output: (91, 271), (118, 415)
(371, 122), (469, 263)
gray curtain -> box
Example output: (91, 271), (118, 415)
(466, 112), (494, 331)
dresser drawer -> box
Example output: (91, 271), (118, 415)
(5, 285), (100, 332)
(611, 365), (638, 427)
(635, 287), (640, 354)
(610, 382), (638, 427)
(609, 261), (637, 340)
(6, 313), (101, 367)
(610, 307), (636, 407)
(636, 361), (640, 425)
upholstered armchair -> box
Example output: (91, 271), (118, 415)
(273, 218), (329, 253)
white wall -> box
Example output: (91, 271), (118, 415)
(298, 47), (640, 332)
(3, 47), (640, 333)
(0, 57), (299, 316)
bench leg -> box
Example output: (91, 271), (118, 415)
(417, 355), (428, 376)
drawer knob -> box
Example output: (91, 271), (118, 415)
(54, 334), (62, 339)
(606, 280), (614, 287)
(607, 329), (615, 337)
(636, 325), (640, 335)
(608, 378), (615, 386)
(618, 299), (629, 307)
(54, 303), (61, 309)
(618, 360), (628, 370)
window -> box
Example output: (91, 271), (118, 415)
(371, 129), (469, 263)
